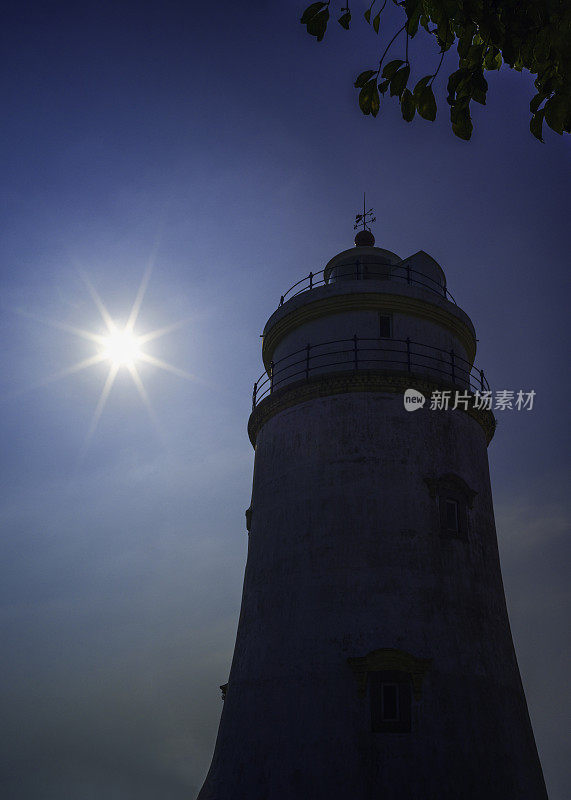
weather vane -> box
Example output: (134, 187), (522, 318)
(354, 192), (376, 232)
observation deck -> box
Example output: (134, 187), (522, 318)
(248, 244), (495, 447)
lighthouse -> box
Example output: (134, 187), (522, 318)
(197, 211), (547, 799)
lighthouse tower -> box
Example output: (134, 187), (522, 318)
(197, 214), (547, 800)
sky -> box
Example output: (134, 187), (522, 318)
(0, 1), (569, 797)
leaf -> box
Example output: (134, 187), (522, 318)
(446, 68), (469, 104)
(354, 69), (377, 89)
(364, 8), (371, 24)
(306, 8), (329, 41)
(390, 64), (410, 97)
(535, 74), (557, 97)
(502, 37), (516, 67)
(378, 78), (390, 94)
(452, 120), (473, 140)
(451, 107), (473, 140)
(533, 42), (550, 64)
(470, 72), (488, 105)
(413, 75), (432, 100)
(359, 84), (372, 114)
(370, 85), (380, 117)
(457, 33), (472, 60)
(521, 38), (534, 65)
(382, 59), (405, 80)
(406, 7), (421, 38)
(450, 99), (470, 125)
(359, 80), (380, 117)
(401, 88), (415, 121)
(485, 16), (504, 46)
(484, 48), (502, 71)
(404, 0), (422, 14)
(300, 2), (327, 24)
(530, 92), (546, 114)
(338, 11), (351, 30)
(530, 109), (545, 142)
(417, 85), (437, 120)
(436, 18), (453, 51)
(373, 12), (381, 34)
(544, 96), (566, 135)
(467, 44), (484, 69)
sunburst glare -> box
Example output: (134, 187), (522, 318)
(100, 327), (142, 367)
(21, 264), (197, 451)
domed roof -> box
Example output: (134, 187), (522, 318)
(324, 242), (401, 283)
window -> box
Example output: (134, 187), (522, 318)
(370, 671), (412, 733)
(424, 473), (477, 539)
(438, 494), (466, 536)
(348, 648), (431, 735)
(381, 683), (399, 721)
(379, 314), (392, 338)
(436, 494), (466, 536)
(445, 499), (459, 533)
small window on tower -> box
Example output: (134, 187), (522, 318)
(370, 671), (411, 732)
(424, 474), (476, 539)
(381, 683), (399, 721)
(437, 494), (466, 536)
(379, 314), (392, 338)
(445, 499), (459, 533)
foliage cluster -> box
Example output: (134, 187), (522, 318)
(300, 0), (571, 140)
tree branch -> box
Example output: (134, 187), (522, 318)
(377, 22), (407, 74)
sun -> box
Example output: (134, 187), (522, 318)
(25, 263), (195, 450)
(100, 327), (142, 367)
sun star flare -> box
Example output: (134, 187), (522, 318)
(29, 264), (196, 451)
(100, 327), (143, 367)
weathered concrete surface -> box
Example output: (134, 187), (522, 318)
(197, 391), (547, 800)
(198, 244), (545, 799)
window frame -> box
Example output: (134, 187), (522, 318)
(437, 492), (468, 537)
(369, 671), (412, 733)
(379, 313), (392, 339)
(425, 473), (476, 540)
(444, 498), (459, 533)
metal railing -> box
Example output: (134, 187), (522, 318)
(277, 261), (456, 308)
(252, 336), (488, 409)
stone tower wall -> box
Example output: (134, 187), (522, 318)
(198, 391), (546, 799)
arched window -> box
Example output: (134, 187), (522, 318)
(424, 473), (477, 538)
(348, 648), (432, 734)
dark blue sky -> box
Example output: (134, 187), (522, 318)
(1, 1), (569, 797)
